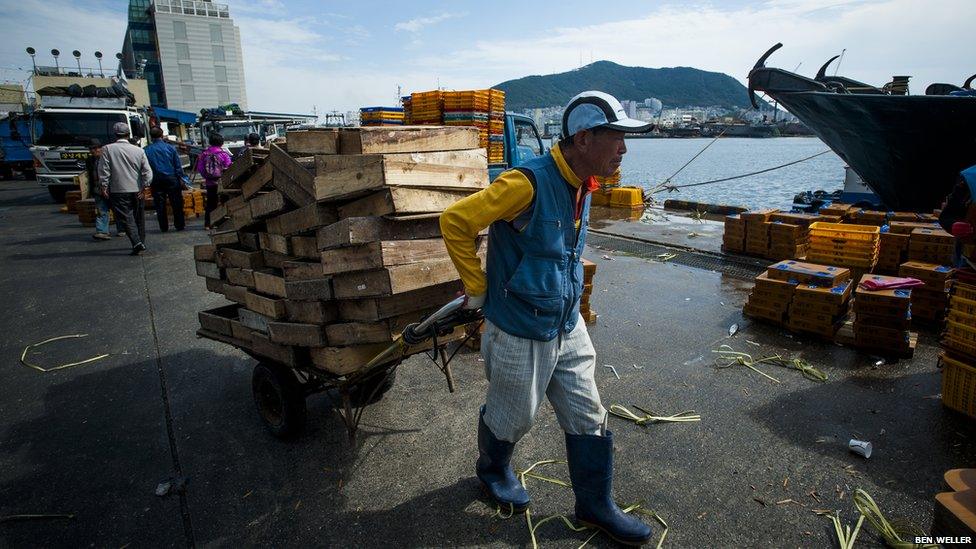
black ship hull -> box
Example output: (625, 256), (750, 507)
(748, 44), (976, 212)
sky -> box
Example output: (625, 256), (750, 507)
(0, 0), (973, 114)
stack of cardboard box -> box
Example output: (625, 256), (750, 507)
(744, 260), (850, 327)
(787, 278), (853, 339)
(899, 260), (952, 324)
(818, 203), (853, 221)
(807, 222), (880, 280)
(767, 221), (808, 261)
(722, 214), (745, 253)
(876, 231), (910, 274)
(942, 269), (976, 364)
(580, 258), (597, 324)
(848, 209), (888, 226)
(909, 227), (955, 265)
(742, 209), (776, 257)
(851, 274), (916, 357)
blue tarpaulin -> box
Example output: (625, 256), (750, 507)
(152, 106), (197, 124)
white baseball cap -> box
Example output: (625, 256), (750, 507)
(562, 91), (653, 137)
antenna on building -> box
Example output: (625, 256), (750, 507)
(51, 49), (60, 72)
(94, 51), (103, 76)
(25, 47), (37, 74)
(72, 50), (82, 75)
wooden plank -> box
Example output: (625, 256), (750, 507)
(218, 248), (264, 269)
(290, 236), (319, 259)
(204, 277), (224, 294)
(231, 202), (255, 230)
(209, 204), (230, 229)
(221, 283), (248, 304)
(248, 190), (289, 219)
(262, 250), (298, 270)
(317, 216), (441, 250)
(268, 321), (328, 347)
(238, 307), (271, 333)
(244, 291), (286, 319)
(286, 129), (338, 155)
(337, 187), (473, 218)
(325, 308), (436, 345)
(286, 300), (338, 325)
(198, 304), (239, 336)
(195, 260), (222, 279)
(259, 232), (291, 255)
(282, 260), (325, 281)
(309, 326), (463, 375)
(210, 230), (239, 247)
(250, 333), (303, 367)
(266, 203), (337, 236)
(331, 257), (461, 299)
(337, 280), (461, 321)
(253, 269), (286, 298)
(268, 143), (314, 206)
(314, 149), (488, 202)
(219, 147), (257, 189)
(284, 278), (333, 301)
(239, 231), (261, 251)
(225, 267), (255, 288)
(229, 320), (253, 342)
(321, 238), (451, 275)
(241, 160), (274, 200)
(338, 126), (480, 155)
(194, 243), (216, 261)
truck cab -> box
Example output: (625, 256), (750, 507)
(0, 114), (34, 180)
(488, 113), (547, 180)
(30, 102), (149, 201)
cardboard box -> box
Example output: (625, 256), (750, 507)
(741, 209), (777, 223)
(854, 275), (914, 308)
(888, 221), (942, 235)
(794, 279), (853, 306)
(911, 227), (954, 245)
(769, 212), (820, 227)
(754, 272), (797, 297)
(766, 260), (850, 287)
(743, 302), (785, 323)
(899, 261), (952, 291)
(746, 293), (792, 314)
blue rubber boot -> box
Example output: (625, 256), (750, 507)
(476, 408), (530, 513)
(566, 431), (653, 546)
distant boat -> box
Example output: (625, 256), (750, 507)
(748, 43), (976, 212)
(701, 119), (779, 138)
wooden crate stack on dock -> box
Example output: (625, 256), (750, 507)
(767, 221), (808, 261)
(580, 258), (597, 324)
(77, 198), (98, 226)
(722, 214), (745, 253)
(899, 261), (952, 324)
(787, 278), (853, 339)
(359, 107), (405, 126)
(909, 227), (955, 265)
(876, 231), (910, 274)
(194, 126), (488, 374)
(742, 209), (776, 257)
(942, 269), (976, 373)
(807, 222), (880, 280)
(848, 209), (888, 226)
(850, 274), (917, 358)
(818, 202), (854, 221)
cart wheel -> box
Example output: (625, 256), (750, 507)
(252, 362), (307, 439)
(349, 369), (397, 407)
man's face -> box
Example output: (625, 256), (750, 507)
(90, 146), (102, 157)
(579, 129), (627, 178)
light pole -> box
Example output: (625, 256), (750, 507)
(51, 49), (60, 72)
(25, 47), (37, 74)
(94, 51), (104, 76)
(72, 50), (82, 75)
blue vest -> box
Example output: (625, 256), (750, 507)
(483, 153), (591, 341)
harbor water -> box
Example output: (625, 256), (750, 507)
(620, 137), (846, 210)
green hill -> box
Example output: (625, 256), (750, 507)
(493, 61), (753, 110)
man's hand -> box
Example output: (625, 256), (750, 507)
(463, 293), (485, 310)
(100, 187), (109, 199)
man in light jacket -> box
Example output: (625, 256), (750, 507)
(99, 121), (153, 255)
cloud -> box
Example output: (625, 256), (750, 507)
(394, 12), (462, 33)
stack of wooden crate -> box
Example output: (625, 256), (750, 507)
(848, 209), (887, 226)
(744, 260), (850, 327)
(876, 231), (910, 274)
(807, 222), (880, 280)
(64, 190), (82, 213)
(77, 198), (98, 226)
(818, 202), (853, 221)
(195, 126), (488, 374)
(767, 221), (808, 261)
(742, 209), (775, 257)
(909, 227), (955, 265)
(722, 214), (745, 253)
(942, 269), (976, 368)
(787, 278), (853, 339)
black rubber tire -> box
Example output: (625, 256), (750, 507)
(348, 369), (397, 407)
(252, 362), (307, 439)
(47, 185), (69, 203)
(22, 169), (36, 181)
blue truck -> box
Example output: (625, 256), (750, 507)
(488, 113), (547, 180)
(0, 113), (34, 180)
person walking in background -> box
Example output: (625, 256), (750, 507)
(98, 122), (153, 255)
(145, 127), (189, 232)
(233, 132), (261, 160)
(85, 139), (112, 241)
(196, 133), (232, 229)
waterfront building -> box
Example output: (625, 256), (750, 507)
(121, 0), (247, 111)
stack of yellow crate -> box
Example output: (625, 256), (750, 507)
(787, 278), (853, 339)
(400, 96), (412, 124)
(742, 209), (776, 257)
(940, 269), (976, 420)
(409, 90), (443, 125)
(807, 222), (880, 280)
(580, 258), (597, 323)
(819, 202), (854, 221)
(767, 222), (808, 261)
(744, 260), (850, 326)
(851, 274), (916, 357)
(876, 230), (910, 274)
(488, 89), (505, 164)
(848, 209), (888, 226)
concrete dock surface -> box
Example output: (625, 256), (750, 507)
(1, 179), (973, 548)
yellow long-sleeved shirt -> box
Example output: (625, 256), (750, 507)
(440, 143), (583, 297)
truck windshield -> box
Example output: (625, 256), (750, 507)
(209, 124), (254, 141)
(33, 112), (128, 147)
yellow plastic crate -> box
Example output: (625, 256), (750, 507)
(951, 282), (976, 302)
(941, 353), (976, 419)
(951, 295), (976, 316)
(947, 320), (976, 345)
(808, 222), (880, 242)
(806, 252), (877, 269)
(808, 240), (878, 255)
(609, 187), (643, 208)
